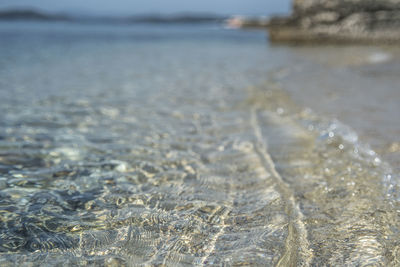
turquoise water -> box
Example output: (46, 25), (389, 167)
(0, 22), (399, 266)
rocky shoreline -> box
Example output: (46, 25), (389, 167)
(266, 0), (400, 44)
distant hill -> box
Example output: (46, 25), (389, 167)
(0, 10), (70, 21)
(127, 14), (227, 24)
(0, 9), (227, 24)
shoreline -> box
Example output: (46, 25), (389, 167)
(267, 26), (400, 45)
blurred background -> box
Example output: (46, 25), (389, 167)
(0, 0), (291, 16)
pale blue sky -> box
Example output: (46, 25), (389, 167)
(0, 0), (291, 16)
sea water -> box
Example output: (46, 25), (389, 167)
(0, 22), (399, 266)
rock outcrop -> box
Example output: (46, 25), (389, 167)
(267, 0), (400, 43)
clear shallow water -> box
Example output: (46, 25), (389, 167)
(0, 22), (399, 266)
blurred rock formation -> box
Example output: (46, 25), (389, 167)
(267, 0), (400, 43)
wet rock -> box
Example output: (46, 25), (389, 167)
(267, 0), (400, 43)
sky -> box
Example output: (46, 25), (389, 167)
(0, 0), (291, 16)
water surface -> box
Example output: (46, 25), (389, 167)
(0, 22), (399, 266)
